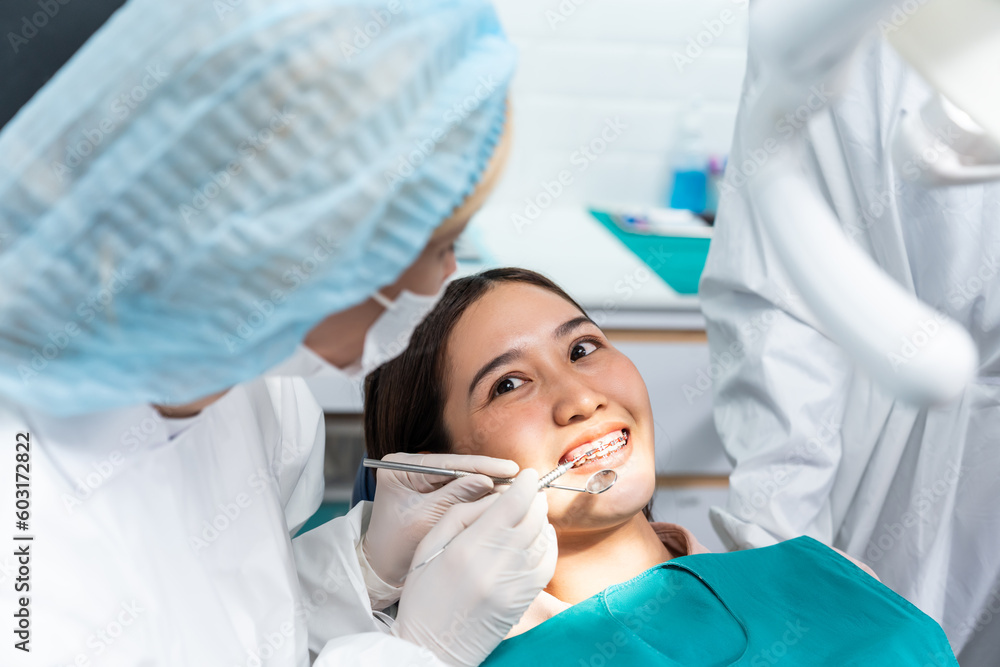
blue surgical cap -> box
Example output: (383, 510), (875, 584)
(0, 0), (514, 415)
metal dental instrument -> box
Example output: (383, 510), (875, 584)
(363, 458), (517, 485)
(535, 457), (617, 493)
(362, 459), (617, 494)
(400, 436), (625, 578)
(546, 469), (618, 495)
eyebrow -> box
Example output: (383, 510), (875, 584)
(468, 348), (524, 397)
(553, 316), (594, 340)
(466, 316), (597, 398)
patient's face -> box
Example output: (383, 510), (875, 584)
(442, 282), (656, 533)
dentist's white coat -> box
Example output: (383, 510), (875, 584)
(1, 376), (442, 666)
(701, 37), (1000, 665)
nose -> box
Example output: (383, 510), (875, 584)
(552, 373), (608, 425)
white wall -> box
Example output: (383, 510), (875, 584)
(490, 0), (750, 208)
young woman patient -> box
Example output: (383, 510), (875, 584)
(364, 268), (957, 666)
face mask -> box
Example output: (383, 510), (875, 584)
(264, 343), (346, 379)
(355, 287), (444, 376)
(266, 287), (444, 383)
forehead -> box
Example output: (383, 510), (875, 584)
(446, 282), (583, 370)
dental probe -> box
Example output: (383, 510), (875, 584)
(363, 458), (516, 485)
(364, 448), (611, 492)
(535, 457), (581, 490)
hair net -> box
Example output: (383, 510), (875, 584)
(0, 0), (514, 415)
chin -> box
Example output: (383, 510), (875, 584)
(547, 468), (656, 531)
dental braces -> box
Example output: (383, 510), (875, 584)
(537, 430), (631, 490)
(571, 429), (629, 467)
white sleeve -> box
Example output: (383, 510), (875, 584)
(259, 376), (327, 535)
(293, 502), (410, 654)
(700, 47), (853, 551)
(312, 633), (446, 667)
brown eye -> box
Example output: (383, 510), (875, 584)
(570, 340), (597, 362)
(494, 377), (524, 396)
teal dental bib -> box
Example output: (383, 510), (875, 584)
(484, 536), (957, 666)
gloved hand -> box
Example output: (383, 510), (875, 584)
(362, 452), (520, 589)
(391, 468), (558, 667)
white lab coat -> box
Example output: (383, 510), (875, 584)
(701, 37), (1000, 664)
(0, 377), (442, 666)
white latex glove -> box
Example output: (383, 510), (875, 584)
(363, 452), (520, 589)
(391, 468), (558, 667)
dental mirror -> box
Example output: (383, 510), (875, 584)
(545, 469), (617, 495)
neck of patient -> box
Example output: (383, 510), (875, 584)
(545, 512), (672, 605)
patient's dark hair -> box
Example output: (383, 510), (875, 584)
(364, 268), (587, 460)
(364, 267), (653, 521)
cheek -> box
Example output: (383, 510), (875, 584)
(603, 354), (654, 425)
(453, 401), (551, 469)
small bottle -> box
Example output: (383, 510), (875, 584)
(668, 101), (708, 213)
(704, 155), (727, 217)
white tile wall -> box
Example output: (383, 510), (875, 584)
(490, 0), (750, 207)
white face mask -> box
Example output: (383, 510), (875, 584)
(356, 287), (444, 376)
(264, 343), (345, 379)
(265, 286), (445, 382)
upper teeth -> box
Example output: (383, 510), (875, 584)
(571, 430), (628, 467)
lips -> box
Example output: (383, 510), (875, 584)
(559, 427), (629, 466)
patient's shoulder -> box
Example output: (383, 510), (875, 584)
(506, 591), (571, 639)
(650, 521), (711, 558)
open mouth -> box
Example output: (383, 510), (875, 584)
(560, 429), (629, 466)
